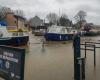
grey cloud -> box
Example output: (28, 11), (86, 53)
(0, 0), (100, 25)
(76, 4), (100, 16)
(56, 0), (80, 4)
(0, 0), (18, 7)
(72, 3), (100, 25)
(55, 0), (66, 3)
(87, 15), (100, 25)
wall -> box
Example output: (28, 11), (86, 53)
(6, 13), (17, 27)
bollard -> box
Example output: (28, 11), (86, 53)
(85, 42), (87, 58)
(73, 35), (81, 80)
(94, 45), (96, 68)
(41, 37), (45, 52)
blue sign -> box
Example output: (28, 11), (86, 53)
(0, 46), (25, 80)
(0, 21), (7, 26)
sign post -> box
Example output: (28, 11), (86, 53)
(73, 35), (85, 80)
(0, 46), (25, 80)
(73, 35), (81, 80)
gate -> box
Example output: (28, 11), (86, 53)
(73, 35), (100, 80)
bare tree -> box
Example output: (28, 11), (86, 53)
(0, 6), (12, 20)
(46, 13), (58, 25)
(74, 10), (87, 28)
(61, 13), (68, 19)
(75, 10), (86, 22)
(58, 13), (72, 26)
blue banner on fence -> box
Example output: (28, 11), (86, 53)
(0, 46), (25, 80)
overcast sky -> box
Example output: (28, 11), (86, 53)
(0, 0), (100, 25)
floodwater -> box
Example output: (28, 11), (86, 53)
(24, 34), (100, 80)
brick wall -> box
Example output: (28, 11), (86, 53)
(6, 13), (17, 26)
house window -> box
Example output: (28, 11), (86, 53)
(19, 32), (23, 36)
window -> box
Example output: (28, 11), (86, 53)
(12, 33), (18, 36)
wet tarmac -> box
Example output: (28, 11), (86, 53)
(24, 34), (100, 80)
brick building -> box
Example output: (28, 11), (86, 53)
(6, 12), (26, 30)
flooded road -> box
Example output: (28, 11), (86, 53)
(24, 34), (100, 80)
